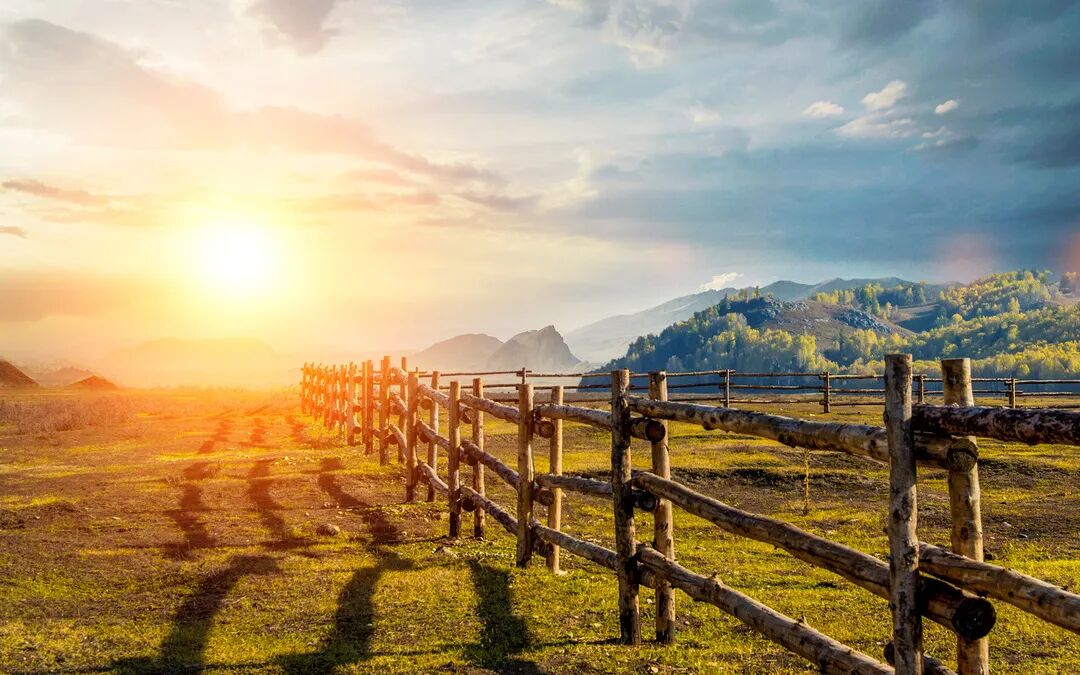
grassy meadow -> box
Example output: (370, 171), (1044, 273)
(0, 389), (1077, 673)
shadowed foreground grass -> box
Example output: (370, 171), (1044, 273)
(0, 389), (1077, 673)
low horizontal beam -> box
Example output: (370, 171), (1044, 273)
(460, 439), (519, 490)
(913, 404), (1080, 447)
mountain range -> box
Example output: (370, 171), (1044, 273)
(412, 325), (583, 373)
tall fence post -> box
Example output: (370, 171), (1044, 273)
(472, 377), (486, 539)
(300, 363), (308, 414)
(723, 369), (732, 408)
(516, 382), (535, 567)
(942, 358), (988, 675)
(547, 385), (564, 574)
(611, 368), (641, 645)
(397, 357), (408, 462)
(822, 371), (831, 414)
(363, 360), (374, 456)
(1008, 377), (1017, 408)
(448, 381), (462, 539)
(379, 356), (390, 464)
(884, 354), (922, 675)
(346, 362), (357, 446)
(325, 366), (336, 429)
(339, 366), (347, 435)
(405, 372), (419, 502)
(917, 374), (926, 404)
(427, 371), (440, 502)
(649, 371), (675, 645)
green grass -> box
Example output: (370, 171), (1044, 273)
(0, 391), (1076, 673)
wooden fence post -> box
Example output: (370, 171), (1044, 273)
(941, 358), (988, 675)
(427, 371), (440, 502)
(822, 371), (831, 414)
(300, 363), (308, 413)
(398, 357), (408, 462)
(448, 381), (462, 539)
(611, 368), (641, 645)
(649, 371), (675, 645)
(406, 372), (419, 502)
(363, 360), (374, 456)
(346, 362), (357, 445)
(917, 374), (926, 405)
(339, 366), (347, 435)
(472, 377), (486, 539)
(547, 385), (564, 574)
(723, 370), (732, 408)
(516, 382), (535, 567)
(884, 354), (922, 675)
(325, 366), (335, 429)
(1008, 378), (1017, 408)
(379, 356), (390, 464)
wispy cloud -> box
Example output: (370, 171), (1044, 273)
(935, 99), (959, 114)
(3, 179), (111, 206)
(862, 80), (907, 111)
(0, 225), (27, 239)
(802, 101), (844, 118)
(245, 0), (340, 54)
(836, 115), (916, 139)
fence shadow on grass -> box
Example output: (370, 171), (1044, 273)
(465, 560), (546, 674)
(112, 554), (281, 674)
(247, 458), (310, 551)
(165, 480), (217, 560)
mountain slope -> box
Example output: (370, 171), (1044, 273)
(566, 277), (921, 362)
(0, 360), (38, 388)
(486, 326), (582, 372)
(412, 333), (503, 372)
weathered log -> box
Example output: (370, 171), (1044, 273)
(611, 369), (640, 645)
(534, 403), (666, 442)
(919, 542), (1080, 635)
(637, 548), (892, 674)
(533, 522), (618, 571)
(418, 382), (450, 408)
(536, 418), (556, 439)
(448, 381), (462, 538)
(460, 439), (519, 489)
(472, 378), (485, 539)
(626, 396), (976, 471)
(941, 358), (988, 675)
(405, 372), (419, 502)
(379, 356), (391, 466)
(415, 419), (450, 450)
(426, 372), (440, 503)
(346, 363), (357, 446)
(363, 360), (375, 456)
(389, 392), (407, 418)
(386, 424), (406, 449)
(649, 371), (676, 645)
(884, 643), (956, 675)
(885, 354), (923, 674)
(517, 383), (535, 567)
(535, 472), (611, 497)
(388, 365), (407, 384)
(459, 486), (552, 558)
(912, 403), (1080, 447)
(548, 386), (563, 574)
(416, 461), (448, 495)
(631, 471), (995, 640)
(460, 392), (521, 424)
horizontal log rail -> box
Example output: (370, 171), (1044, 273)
(460, 439), (519, 490)
(627, 396), (978, 471)
(460, 486), (552, 557)
(417, 461), (448, 495)
(533, 522), (619, 570)
(883, 642), (956, 675)
(417, 382), (450, 408)
(389, 392), (407, 418)
(913, 404), (1080, 446)
(535, 472), (612, 497)
(533, 403), (666, 442)
(631, 471), (995, 640)
(918, 542), (1080, 635)
(386, 424), (406, 449)
(416, 419), (450, 450)
(459, 392), (521, 424)
(637, 548), (893, 674)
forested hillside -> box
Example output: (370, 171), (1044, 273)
(604, 271), (1080, 378)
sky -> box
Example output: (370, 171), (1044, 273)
(2, 0), (1079, 362)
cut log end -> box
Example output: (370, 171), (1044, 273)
(536, 419), (556, 439)
(949, 596), (997, 642)
(642, 418), (667, 443)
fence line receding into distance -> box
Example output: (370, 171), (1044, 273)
(298, 357), (1080, 675)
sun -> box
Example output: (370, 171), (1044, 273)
(195, 220), (280, 298)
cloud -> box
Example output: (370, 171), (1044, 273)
(2, 179), (111, 206)
(862, 80), (908, 111)
(600, 0), (695, 67)
(914, 127), (977, 154)
(802, 101), (844, 118)
(0, 20), (498, 186)
(0, 225), (26, 238)
(688, 104), (721, 126)
(836, 116), (916, 139)
(840, 0), (938, 47)
(698, 272), (742, 292)
(935, 99), (959, 114)
(245, 0), (340, 54)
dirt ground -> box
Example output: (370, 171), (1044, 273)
(0, 389), (1077, 673)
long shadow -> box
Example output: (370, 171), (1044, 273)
(113, 554), (281, 674)
(465, 560), (546, 674)
(165, 482), (217, 560)
(277, 460), (414, 672)
(199, 419), (232, 454)
(247, 458), (308, 550)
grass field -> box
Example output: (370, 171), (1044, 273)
(0, 389), (1077, 673)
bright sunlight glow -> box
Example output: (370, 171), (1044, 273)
(195, 220), (280, 298)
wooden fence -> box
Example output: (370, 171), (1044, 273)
(299, 356), (1080, 675)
